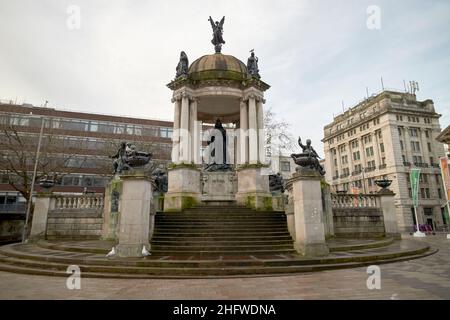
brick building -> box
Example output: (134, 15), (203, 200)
(0, 101), (173, 212)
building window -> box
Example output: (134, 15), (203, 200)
(159, 127), (173, 138)
(409, 128), (418, 137)
(438, 188), (442, 199)
(353, 151), (360, 161)
(427, 142), (432, 152)
(400, 140), (404, 150)
(365, 146), (374, 157)
(411, 141), (420, 152)
(281, 161), (290, 172)
(379, 143), (384, 153)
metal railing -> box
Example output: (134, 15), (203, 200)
(0, 203), (27, 214)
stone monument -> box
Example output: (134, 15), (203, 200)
(287, 137), (329, 256)
(165, 16), (271, 211)
(104, 142), (153, 257)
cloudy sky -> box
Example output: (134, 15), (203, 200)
(1, 0), (449, 156)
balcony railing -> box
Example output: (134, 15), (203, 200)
(365, 167), (376, 172)
(403, 161), (411, 166)
(352, 170), (362, 176)
(414, 162), (428, 168)
(332, 176), (339, 180)
(0, 203), (26, 214)
(339, 173), (350, 179)
(431, 163), (440, 168)
(378, 164), (387, 169)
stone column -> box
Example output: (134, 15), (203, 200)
(373, 132), (381, 168)
(115, 173), (152, 257)
(290, 169), (329, 256)
(190, 98), (200, 165)
(248, 96), (258, 164)
(419, 128), (430, 164)
(235, 121), (241, 166)
(29, 193), (54, 241)
(257, 99), (265, 163)
(239, 99), (248, 164)
(172, 98), (181, 164)
(378, 189), (401, 239)
(179, 94), (190, 163)
(403, 126), (412, 163)
(348, 141), (354, 173)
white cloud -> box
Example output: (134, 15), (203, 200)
(0, 0), (449, 157)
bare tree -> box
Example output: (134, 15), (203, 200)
(264, 107), (296, 157)
(0, 124), (88, 238)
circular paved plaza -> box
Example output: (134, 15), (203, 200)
(0, 235), (448, 300)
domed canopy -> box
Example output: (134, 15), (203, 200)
(188, 53), (248, 81)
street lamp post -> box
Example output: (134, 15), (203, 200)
(22, 101), (48, 243)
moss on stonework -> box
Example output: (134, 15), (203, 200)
(236, 163), (270, 171)
(181, 196), (197, 210)
(245, 195), (256, 209)
(168, 162), (197, 170)
(320, 179), (330, 189)
(263, 197), (273, 211)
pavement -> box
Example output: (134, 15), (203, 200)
(0, 234), (448, 300)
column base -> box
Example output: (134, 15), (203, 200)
(294, 242), (329, 256)
(115, 243), (150, 258)
(164, 193), (200, 212)
(236, 166), (271, 210)
(164, 166), (201, 212)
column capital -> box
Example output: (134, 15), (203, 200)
(242, 93), (264, 102)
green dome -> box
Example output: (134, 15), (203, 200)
(188, 53), (248, 81)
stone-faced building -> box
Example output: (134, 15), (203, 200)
(322, 90), (447, 232)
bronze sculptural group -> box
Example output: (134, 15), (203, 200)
(111, 142), (152, 174)
(291, 137), (325, 176)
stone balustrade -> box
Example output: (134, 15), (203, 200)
(52, 195), (104, 211)
(331, 194), (379, 209)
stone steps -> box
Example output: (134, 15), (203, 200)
(0, 240), (437, 278)
(152, 207), (293, 256)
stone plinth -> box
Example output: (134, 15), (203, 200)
(289, 168), (329, 256)
(378, 189), (401, 239)
(115, 173), (152, 257)
(102, 178), (122, 241)
(164, 166), (201, 212)
(236, 167), (272, 210)
(29, 193), (54, 241)
(201, 171), (236, 202)
(321, 183), (335, 239)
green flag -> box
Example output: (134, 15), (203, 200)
(410, 168), (421, 207)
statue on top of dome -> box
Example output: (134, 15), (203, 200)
(175, 51), (189, 78)
(208, 16), (225, 53)
(247, 49), (260, 79)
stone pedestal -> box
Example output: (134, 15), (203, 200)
(164, 166), (201, 212)
(236, 167), (272, 210)
(115, 173), (152, 257)
(29, 193), (54, 241)
(378, 189), (401, 239)
(102, 178), (122, 241)
(321, 183), (335, 239)
(271, 194), (286, 212)
(290, 168), (329, 256)
(201, 171), (237, 203)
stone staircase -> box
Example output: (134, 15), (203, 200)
(151, 205), (295, 255)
